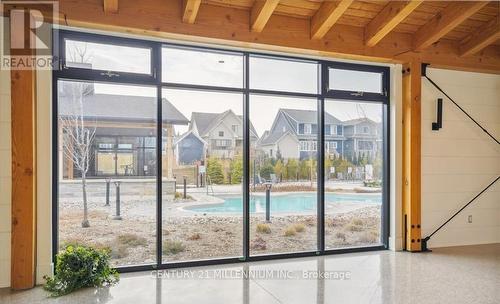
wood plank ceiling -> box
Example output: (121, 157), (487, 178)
(46, 0), (500, 72)
(194, 0), (499, 57)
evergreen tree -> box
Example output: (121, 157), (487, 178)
(260, 161), (275, 180)
(230, 156), (243, 184)
(274, 159), (284, 181)
(286, 158), (299, 180)
(207, 157), (224, 184)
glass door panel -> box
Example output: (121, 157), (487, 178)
(324, 99), (384, 249)
(57, 80), (158, 267)
(249, 94), (319, 256)
(161, 88), (244, 262)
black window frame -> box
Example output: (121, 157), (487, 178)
(52, 29), (391, 273)
(59, 30), (158, 84)
(325, 61), (389, 102)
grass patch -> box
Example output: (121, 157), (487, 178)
(335, 232), (346, 243)
(352, 219), (364, 226)
(358, 231), (379, 244)
(94, 242), (129, 259)
(256, 223), (272, 234)
(187, 233), (201, 241)
(174, 192), (193, 200)
(116, 233), (147, 247)
(59, 237), (87, 249)
(163, 240), (186, 255)
(284, 227), (297, 237)
(250, 237), (267, 250)
(346, 218), (364, 232)
(293, 223), (306, 233)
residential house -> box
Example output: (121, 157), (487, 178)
(258, 109), (344, 160)
(342, 118), (381, 161)
(179, 110), (259, 161)
(58, 82), (189, 179)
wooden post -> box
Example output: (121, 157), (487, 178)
(402, 60), (422, 251)
(10, 11), (37, 289)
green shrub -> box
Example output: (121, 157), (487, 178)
(59, 237), (87, 249)
(43, 245), (119, 297)
(259, 163), (275, 181)
(284, 227), (297, 237)
(256, 223), (272, 234)
(116, 233), (147, 247)
(163, 240), (186, 255)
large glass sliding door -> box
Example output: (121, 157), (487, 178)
(54, 30), (389, 271)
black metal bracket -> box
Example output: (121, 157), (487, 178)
(421, 63), (430, 77)
(432, 98), (443, 131)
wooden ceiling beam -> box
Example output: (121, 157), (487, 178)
(413, 1), (489, 51)
(460, 15), (500, 57)
(311, 0), (353, 40)
(182, 0), (202, 24)
(55, 0), (500, 73)
(251, 0), (280, 32)
(365, 1), (422, 47)
(103, 0), (118, 14)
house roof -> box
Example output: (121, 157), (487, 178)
(59, 94), (189, 125)
(280, 109), (342, 125)
(343, 117), (378, 125)
(259, 130), (289, 145)
(190, 110), (258, 138)
(174, 130), (207, 146)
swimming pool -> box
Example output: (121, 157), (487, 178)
(184, 193), (381, 213)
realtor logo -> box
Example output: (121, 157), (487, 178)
(1, 1), (59, 69)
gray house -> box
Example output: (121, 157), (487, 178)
(176, 110), (259, 160)
(342, 118), (381, 161)
(258, 109), (344, 160)
(174, 131), (206, 165)
(58, 82), (189, 179)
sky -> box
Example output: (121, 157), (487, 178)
(65, 41), (383, 137)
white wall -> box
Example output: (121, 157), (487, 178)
(0, 17), (12, 288)
(390, 64), (403, 251)
(422, 68), (500, 248)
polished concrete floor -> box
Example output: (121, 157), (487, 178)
(1, 244), (499, 304)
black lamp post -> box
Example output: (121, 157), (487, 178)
(113, 181), (122, 220)
(264, 182), (272, 222)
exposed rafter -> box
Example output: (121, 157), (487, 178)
(54, 0), (500, 73)
(413, 1), (489, 51)
(311, 0), (353, 40)
(251, 0), (280, 32)
(460, 15), (500, 57)
(365, 1), (422, 47)
(103, 0), (118, 14)
(182, 0), (202, 24)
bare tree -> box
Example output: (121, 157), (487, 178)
(60, 44), (95, 227)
